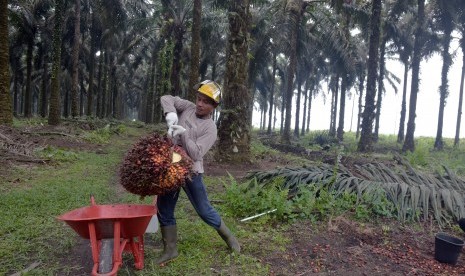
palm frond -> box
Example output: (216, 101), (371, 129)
(246, 159), (465, 224)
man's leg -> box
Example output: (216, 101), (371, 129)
(155, 190), (180, 265)
(183, 174), (240, 252)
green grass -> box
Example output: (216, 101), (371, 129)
(0, 123), (152, 275)
(0, 122), (271, 275)
(0, 146), (128, 274)
(6, 122), (465, 275)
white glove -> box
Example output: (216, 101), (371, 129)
(168, 125), (186, 138)
(165, 112), (178, 127)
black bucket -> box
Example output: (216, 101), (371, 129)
(435, 232), (464, 265)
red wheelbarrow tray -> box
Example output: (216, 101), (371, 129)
(58, 201), (157, 275)
(58, 203), (156, 239)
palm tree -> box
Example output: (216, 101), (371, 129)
(358, 0), (382, 152)
(394, 13), (415, 143)
(157, 1), (192, 97)
(268, 50), (278, 134)
(217, 0), (251, 162)
(282, 0), (304, 143)
(433, 0), (457, 150)
(373, 0), (414, 142)
(336, 5), (358, 142)
(355, 70), (365, 139)
(188, 0), (202, 101)
(454, 2), (465, 146)
(48, 0), (64, 125)
(9, 0), (51, 117)
(403, 0), (426, 152)
(0, 0), (12, 125)
(86, 9), (102, 117)
(70, 0), (81, 118)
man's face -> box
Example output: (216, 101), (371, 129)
(195, 93), (216, 118)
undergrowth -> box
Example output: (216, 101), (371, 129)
(220, 175), (396, 224)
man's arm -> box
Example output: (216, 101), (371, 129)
(180, 126), (217, 162)
(161, 95), (195, 114)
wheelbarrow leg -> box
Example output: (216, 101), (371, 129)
(88, 221), (101, 275)
(130, 235), (145, 270)
(112, 221), (124, 270)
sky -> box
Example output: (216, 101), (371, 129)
(252, 41), (465, 139)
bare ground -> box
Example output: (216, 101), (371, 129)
(203, 151), (465, 276)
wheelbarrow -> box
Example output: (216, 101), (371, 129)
(58, 196), (157, 276)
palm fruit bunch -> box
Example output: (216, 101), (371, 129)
(119, 133), (193, 196)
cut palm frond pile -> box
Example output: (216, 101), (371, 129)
(0, 126), (38, 161)
(247, 159), (465, 224)
(120, 133), (193, 196)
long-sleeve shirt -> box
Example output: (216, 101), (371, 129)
(161, 95), (217, 174)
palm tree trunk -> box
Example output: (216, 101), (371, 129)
(87, 14), (98, 117)
(337, 76), (347, 141)
(262, 89), (267, 131)
(146, 47), (156, 124)
(301, 80), (309, 136)
(267, 52), (277, 134)
(111, 69), (118, 118)
(40, 51), (48, 118)
(105, 56), (113, 118)
(0, 0), (12, 125)
(282, 0), (302, 143)
(329, 75), (339, 137)
(403, 0), (425, 152)
(80, 75), (85, 116)
(217, 0), (251, 162)
(374, 36), (387, 142)
(48, 0), (64, 126)
(434, 23), (453, 150)
(71, 0), (80, 118)
(397, 60), (409, 143)
(454, 43), (465, 146)
(13, 73), (19, 117)
(261, 108), (265, 131)
(294, 78), (302, 138)
(87, 47), (95, 117)
(100, 51), (109, 118)
(307, 88), (313, 133)
(274, 103), (278, 131)
(24, 40), (34, 118)
(171, 30), (184, 96)
(356, 72), (365, 139)
(280, 85), (285, 134)
(358, 0), (382, 152)
(96, 48), (104, 118)
(188, 0), (202, 101)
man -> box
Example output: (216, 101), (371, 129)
(156, 80), (240, 265)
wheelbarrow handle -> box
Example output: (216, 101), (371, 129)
(152, 196), (157, 206)
(90, 194), (96, 206)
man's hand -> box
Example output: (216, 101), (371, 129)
(165, 112), (178, 127)
(168, 125), (186, 138)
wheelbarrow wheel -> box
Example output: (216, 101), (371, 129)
(98, 239), (113, 273)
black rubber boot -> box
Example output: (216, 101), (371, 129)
(217, 219), (241, 253)
(156, 225), (179, 265)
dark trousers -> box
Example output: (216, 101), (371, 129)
(157, 173), (221, 229)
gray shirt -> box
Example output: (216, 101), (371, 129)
(161, 95), (217, 173)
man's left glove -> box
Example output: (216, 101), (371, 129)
(165, 112), (178, 127)
(168, 125), (186, 138)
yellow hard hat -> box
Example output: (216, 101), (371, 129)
(194, 80), (221, 104)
